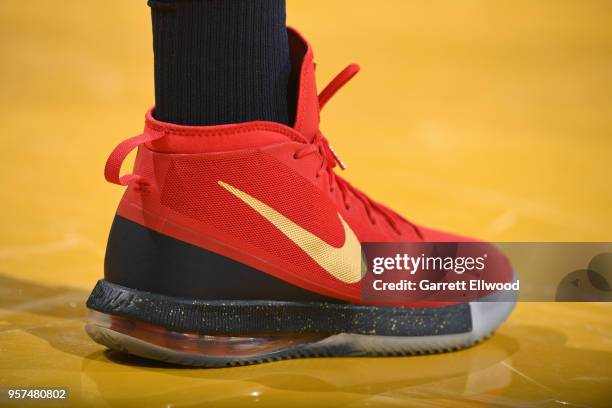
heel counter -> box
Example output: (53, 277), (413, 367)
(104, 215), (340, 302)
(104, 214), (157, 291)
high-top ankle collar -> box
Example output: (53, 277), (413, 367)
(287, 27), (320, 143)
(143, 109), (305, 153)
(141, 26), (321, 153)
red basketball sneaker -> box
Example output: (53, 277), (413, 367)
(86, 27), (515, 366)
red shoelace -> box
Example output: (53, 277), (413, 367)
(293, 64), (404, 234)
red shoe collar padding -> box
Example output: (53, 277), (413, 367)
(143, 108), (306, 154)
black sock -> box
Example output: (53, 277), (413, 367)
(149, 0), (291, 126)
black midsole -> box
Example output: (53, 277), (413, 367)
(86, 280), (472, 336)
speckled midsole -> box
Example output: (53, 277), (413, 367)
(86, 279), (472, 337)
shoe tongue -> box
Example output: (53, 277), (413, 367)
(287, 28), (320, 143)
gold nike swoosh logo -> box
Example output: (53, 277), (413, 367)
(219, 181), (363, 284)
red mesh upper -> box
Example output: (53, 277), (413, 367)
(155, 147), (357, 292)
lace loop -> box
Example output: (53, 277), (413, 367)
(104, 128), (165, 186)
(318, 63), (360, 110)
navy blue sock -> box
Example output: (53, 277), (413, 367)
(149, 0), (291, 126)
